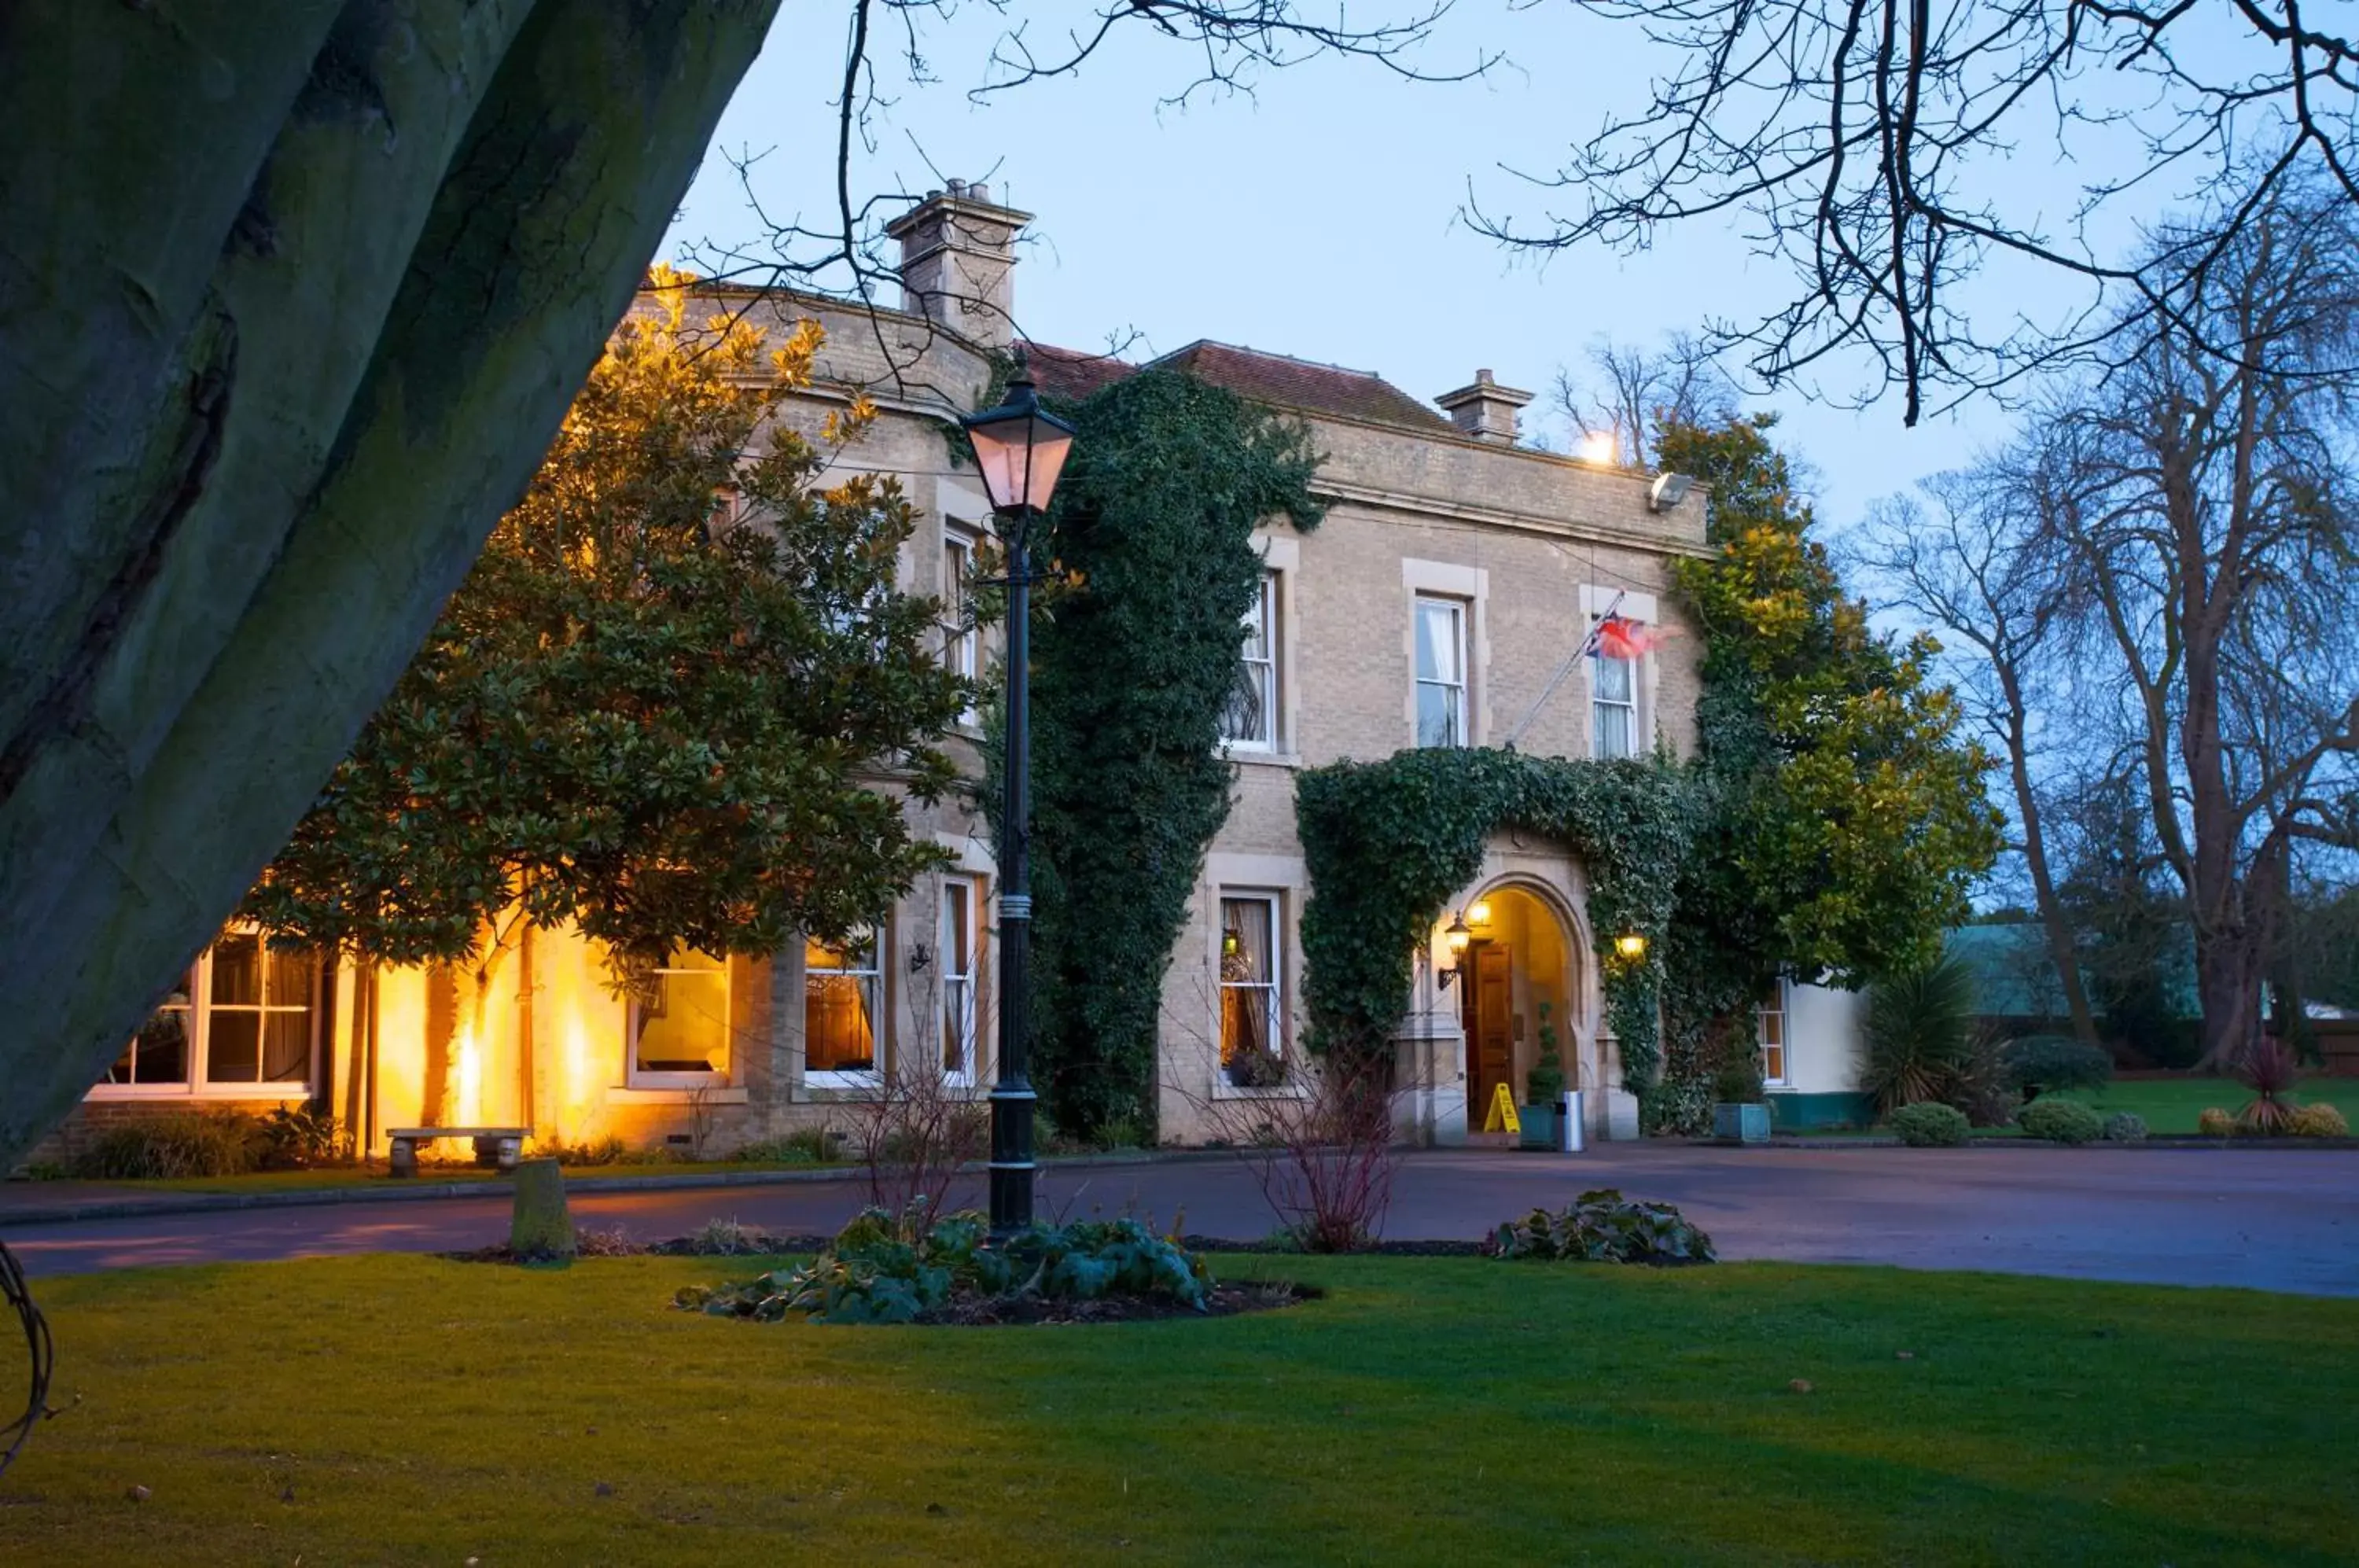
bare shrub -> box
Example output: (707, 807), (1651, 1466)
(845, 1062), (988, 1238)
(1189, 1047), (1403, 1253)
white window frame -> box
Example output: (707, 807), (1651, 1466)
(1413, 594), (1469, 749)
(944, 528), (981, 726)
(1757, 979), (1791, 1088)
(804, 928), (885, 1090)
(1220, 569), (1279, 753)
(940, 878), (981, 1085)
(626, 948), (733, 1088)
(1592, 645), (1639, 759)
(91, 929), (320, 1101)
(1216, 891), (1286, 1089)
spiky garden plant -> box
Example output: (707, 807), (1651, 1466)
(2236, 1036), (2301, 1136)
(1860, 950), (1979, 1118)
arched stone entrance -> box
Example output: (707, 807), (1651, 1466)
(1454, 882), (1585, 1134)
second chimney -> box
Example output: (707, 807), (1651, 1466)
(1434, 369), (1534, 444)
(884, 181), (1031, 348)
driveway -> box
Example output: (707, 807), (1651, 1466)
(6, 1143), (2355, 1294)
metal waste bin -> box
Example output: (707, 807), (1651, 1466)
(1559, 1089), (1586, 1153)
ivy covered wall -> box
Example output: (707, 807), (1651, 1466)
(1008, 368), (1323, 1141)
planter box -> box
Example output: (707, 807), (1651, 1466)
(1713, 1102), (1772, 1146)
(1518, 1105), (1559, 1151)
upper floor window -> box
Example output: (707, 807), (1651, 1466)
(629, 947), (730, 1085)
(1220, 571), (1278, 751)
(1593, 649), (1638, 758)
(104, 931), (318, 1095)
(806, 929), (881, 1080)
(1414, 594), (1468, 748)
(944, 532), (982, 727)
(1757, 981), (1790, 1086)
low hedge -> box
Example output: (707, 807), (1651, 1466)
(1890, 1102), (1971, 1147)
(2016, 1098), (2105, 1146)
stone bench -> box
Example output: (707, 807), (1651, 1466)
(386, 1127), (529, 1176)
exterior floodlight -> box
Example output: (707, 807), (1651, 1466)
(1647, 472), (1694, 513)
(961, 355), (1076, 517)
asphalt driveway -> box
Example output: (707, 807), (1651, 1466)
(7, 1143), (2354, 1294)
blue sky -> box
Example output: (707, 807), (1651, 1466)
(664, 2), (2104, 526)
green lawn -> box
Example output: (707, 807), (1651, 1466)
(6, 1254), (2354, 1565)
(2053, 1075), (2350, 1135)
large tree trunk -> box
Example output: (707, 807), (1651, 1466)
(0, 1), (781, 1169)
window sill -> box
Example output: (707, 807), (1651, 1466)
(607, 1085), (748, 1106)
(797, 1075), (884, 1102)
(1224, 749), (1303, 771)
(1210, 1080), (1310, 1102)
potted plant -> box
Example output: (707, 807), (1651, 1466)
(1710, 1048), (1771, 1145)
(1521, 1003), (1568, 1150)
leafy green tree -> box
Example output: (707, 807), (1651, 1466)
(1662, 414), (2001, 1097)
(245, 274), (967, 1041)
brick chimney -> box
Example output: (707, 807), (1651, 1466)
(883, 179), (1030, 348)
(1434, 370), (1534, 444)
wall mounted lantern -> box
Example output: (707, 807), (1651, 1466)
(1437, 911), (1474, 991)
(1615, 932), (1649, 961)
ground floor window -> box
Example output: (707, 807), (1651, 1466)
(1219, 893), (1285, 1088)
(1757, 981), (1789, 1086)
(629, 947), (731, 1084)
(940, 880), (981, 1082)
(806, 929), (881, 1079)
(104, 931), (318, 1095)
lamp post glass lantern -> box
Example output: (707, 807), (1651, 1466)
(962, 355), (1078, 1235)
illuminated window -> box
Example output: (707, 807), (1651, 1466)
(940, 881), (980, 1082)
(1220, 571), (1278, 750)
(805, 929), (881, 1078)
(1757, 981), (1790, 1087)
(99, 931), (317, 1096)
(629, 948), (730, 1084)
(1219, 894), (1285, 1088)
(1414, 595), (1467, 748)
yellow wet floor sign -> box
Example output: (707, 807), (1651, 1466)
(1481, 1081), (1522, 1135)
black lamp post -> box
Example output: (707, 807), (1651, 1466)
(960, 352), (1076, 1235)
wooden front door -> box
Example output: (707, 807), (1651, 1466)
(1467, 945), (1513, 1125)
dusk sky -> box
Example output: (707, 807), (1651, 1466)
(662, 2), (2138, 527)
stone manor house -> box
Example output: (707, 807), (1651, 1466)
(53, 182), (1866, 1165)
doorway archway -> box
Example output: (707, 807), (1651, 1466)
(1455, 882), (1582, 1132)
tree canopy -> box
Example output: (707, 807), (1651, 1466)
(245, 274), (968, 988)
(1665, 414), (2001, 1005)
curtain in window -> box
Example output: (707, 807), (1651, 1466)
(1594, 653), (1636, 758)
(806, 934), (878, 1072)
(1220, 898), (1280, 1085)
(1415, 598), (1464, 747)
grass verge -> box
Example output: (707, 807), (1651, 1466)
(4, 1253), (2353, 1565)
(2052, 1075), (2349, 1135)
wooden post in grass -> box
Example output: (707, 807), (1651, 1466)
(510, 1158), (575, 1260)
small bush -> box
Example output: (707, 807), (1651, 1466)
(71, 1110), (260, 1180)
(1947, 1034), (2020, 1128)
(1489, 1189), (1716, 1265)
(2016, 1098), (2105, 1145)
(2102, 1112), (2149, 1143)
(2197, 1106), (2236, 1138)
(2288, 1102), (2348, 1139)
(257, 1105), (345, 1169)
(537, 1134), (628, 1167)
(681, 1206), (1212, 1324)
(2001, 1036), (2113, 1096)
(1890, 1102), (1971, 1147)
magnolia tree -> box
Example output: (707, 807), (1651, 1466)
(242, 274), (968, 1105)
